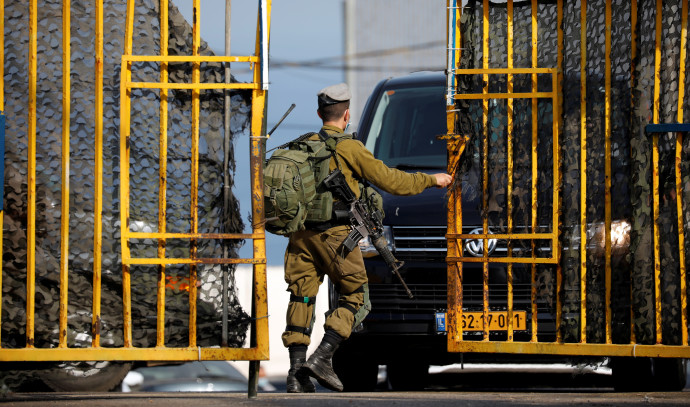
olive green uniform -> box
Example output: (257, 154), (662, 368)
(282, 125), (437, 347)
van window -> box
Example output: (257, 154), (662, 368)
(364, 85), (446, 168)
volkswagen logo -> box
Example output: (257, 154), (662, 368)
(464, 228), (497, 257)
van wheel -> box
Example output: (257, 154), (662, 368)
(611, 357), (687, 392)
(38, 361), (132, 392)
(611, 357), (653, 392)
(387, 361), (429, 391)
(333, 348), (378, 392)
(651, 358), (687, 391)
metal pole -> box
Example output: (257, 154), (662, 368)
(222, 0), (232, 348)
(344, 0), (356, 113)
(248, 0), (270, 398)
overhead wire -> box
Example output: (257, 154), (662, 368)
(229, 40), (447, 73)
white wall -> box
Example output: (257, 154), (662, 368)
(344, 0), (447, 130)
(230, 264), (329, 379)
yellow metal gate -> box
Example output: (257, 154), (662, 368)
(0, 0), (271, 364)
(445, 0), (690, 358)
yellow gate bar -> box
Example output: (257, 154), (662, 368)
(125, 232), (262, 239)
(128, 258), (266, 265)
(121, 0), (135, 348)
(454, 67), (556, 74)
(249, 0), (271, 363)
(604, 0), (612, 345)
(652, 0), (663, 345)
(507, 0), (515, 342)
(454, 91), (555, 100)
(0, 347), (269, 362)
(446, 0), (464, 344)
(124, 55), (259, 63)
(92, 0), (104, 348)
(0, 0), (3, 112)
(449, 232), (555, 240)
(189, 0), (202, 349)
(448, 341), (690, 359)
(27, 0), (38, 349)
(481, 0), (490, 342)
(554, 0), (564, 343)
(579, 0), (588, 344)
(0, 0), (3, 347)
(448, 256), (558, 265)
(678, 0), (689, 347)
(629, 0), (638, 346)
(551, 39), (562, 343)
(59, 0), (71, 349)
(530, 0), (538, 343)
(126, 82), (260, 90)
(157, 0), (169, 348)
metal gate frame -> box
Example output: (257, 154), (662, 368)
(0, 0), (271, 364)
(445, 0), (690, 359)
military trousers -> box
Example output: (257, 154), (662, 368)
(282, 225), (369, 347)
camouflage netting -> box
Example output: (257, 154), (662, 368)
(2, 0), (250, 352)
(454, 0), (689, 344)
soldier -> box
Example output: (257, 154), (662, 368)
(284, 83), (452, 392)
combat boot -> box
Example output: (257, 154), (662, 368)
(286, 346), (315, 393)
(300, 341), (343, 392)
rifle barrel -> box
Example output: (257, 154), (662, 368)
(267, 103), (296, 136)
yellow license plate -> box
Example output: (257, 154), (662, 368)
(460, 311), (527, 331)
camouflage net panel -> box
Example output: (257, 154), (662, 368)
(455, 0), (689, 345)
(2, 0), (249, 350)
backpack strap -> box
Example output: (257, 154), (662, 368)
(269, 130), (352, 167)
(267, 132), (317, 153)
(317, 130), (354, 170)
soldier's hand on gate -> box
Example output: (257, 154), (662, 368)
(433, 173), (452, 188)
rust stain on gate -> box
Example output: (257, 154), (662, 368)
(445, 0), (690, 358)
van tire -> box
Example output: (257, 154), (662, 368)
(387, 361), (429, 391)
(38, 361), (132, 392)
(651, 358), (687, 391)
(611, 357), (653, 392)
(611, 357), (687, 392)
(332, 348), (378, 392)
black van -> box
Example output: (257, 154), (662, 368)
(329, 72), (565, 391)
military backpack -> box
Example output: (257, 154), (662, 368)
(263, 130), (352, 235)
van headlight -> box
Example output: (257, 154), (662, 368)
(587, 219), (631, 255)
(359, 226), (395, 258)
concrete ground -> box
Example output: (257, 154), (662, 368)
(1, 391), (689, 407)
(5, 362), (689, 407)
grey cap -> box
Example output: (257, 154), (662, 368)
(317, 83), (351, 108)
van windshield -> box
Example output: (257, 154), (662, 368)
(364, 85), (446, 168)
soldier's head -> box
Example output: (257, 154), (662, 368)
(317, 83), (351, 130)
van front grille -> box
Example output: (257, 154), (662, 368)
(392, 225), (551, 262)
(392, 226), (446, 262)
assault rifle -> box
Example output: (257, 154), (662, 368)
(322, 169), (414, 299)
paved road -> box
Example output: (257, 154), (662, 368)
(3, 364), (689, 406)
(2, 391), (690, 407)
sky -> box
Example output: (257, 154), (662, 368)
(176, 0), (346, 264)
